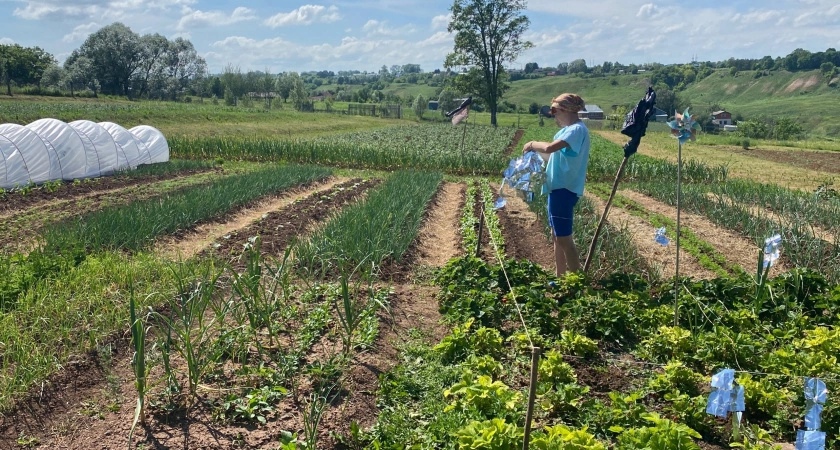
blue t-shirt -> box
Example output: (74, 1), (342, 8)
(542, 121), (590, 196)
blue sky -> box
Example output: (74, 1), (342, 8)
(1, 0), (839, 74)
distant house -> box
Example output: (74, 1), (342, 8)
(428, 100), (439, 111)
(579, 104), (604, 120)
(653, 107), (669, 122)
(711, 110), (733, 128)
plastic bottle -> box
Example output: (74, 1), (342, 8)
(763, 233), (782, 268)
(654, 227), (669, 246)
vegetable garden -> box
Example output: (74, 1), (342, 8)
(0, 103), (838, 450)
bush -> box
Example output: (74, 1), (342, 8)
(741, 138), (750, 149)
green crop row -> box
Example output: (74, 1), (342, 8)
(170, 123), (515, 175)
(711, 178), (840, 235)
(587, 183), (745, 279)
(294, 170), (442, 276)
(42, 164), (331, 253)
(460, 181), (479, 254)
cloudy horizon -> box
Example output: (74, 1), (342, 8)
(1, 0), (839, 74)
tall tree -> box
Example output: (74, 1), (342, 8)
(445, 0), (532, 126)
(74, 23), (144, 97)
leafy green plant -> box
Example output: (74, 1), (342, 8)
(443, 370), (522, 418)
(531, 424), (606, 449)
(539, 350), (577, 386)
(646, 360), (704, 396)
(213, 385), (287, 424)
(454, 418), (523, 450)
(615, 413), (701, 450)
(557, 330), (599, 358)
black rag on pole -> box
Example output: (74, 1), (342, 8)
(445, 96), (472, 118)
(583, 87), (656, 273)
(620, 87), (657, 158)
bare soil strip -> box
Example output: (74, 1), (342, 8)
(155, 176), (351, 260)
(619, 189), (790, 274)
(494, 189), (556, 271)
(584, 193), (717, 280)
(413, 182), (467, 268)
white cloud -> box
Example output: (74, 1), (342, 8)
(264, 5), (340, 28)
(0, 37), (15, 45)
(431, 14), (450, 30)
(207, 29), (453, 72)
(177, 6), (256, 31)
(13, 0), (195, 20)
(62, 22), (100, 42)
(361, 19), (415, 37)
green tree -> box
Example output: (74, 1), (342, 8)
(63, 54), (98, 97)
(445, 0), (532, 126)
(73, 23), (144, 97)
(275, 73), (292, 103)
(412, 94), (428, 120)
(288, 72), (310, 111)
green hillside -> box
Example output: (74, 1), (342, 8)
(681, 69), (840, 135)
(505, 69), (840, 137)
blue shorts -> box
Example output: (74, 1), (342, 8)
(547, 188), (579, 237)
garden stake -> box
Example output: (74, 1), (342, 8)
(523, 346), (541, 450)
(476, 202), (485, 258)
(583, 156), (629, 273)
(674, 139), (683, 326)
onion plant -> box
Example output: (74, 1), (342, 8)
(42, 164), (331, 253)
(128, 287), (151, 446)
(154, 262), (228, 403)
(295, 170), (442, 276)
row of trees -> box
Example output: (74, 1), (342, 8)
(2, 22), (207, 100)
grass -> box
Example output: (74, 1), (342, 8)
(595, 129), (835, 192)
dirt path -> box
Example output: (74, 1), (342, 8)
(619, 189), (789, 274)
(495, 190), (555, 272)
(413, 182), (466, 268)
(155, 177), (349, 260)
(585, 193), (717, 280)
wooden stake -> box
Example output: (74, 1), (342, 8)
(583, 156), (629, 273)
(523, 346), (541, 450)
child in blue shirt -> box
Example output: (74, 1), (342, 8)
(521, 93), (590, 276)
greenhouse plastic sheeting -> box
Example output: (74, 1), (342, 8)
(27, 118), (101, 180)
(70, 120), (124, 175)
(100, 122), (149, 169)
(0, 118), (168, 188)
(0, 123), (63, 186)
(129, 125), (169, 164)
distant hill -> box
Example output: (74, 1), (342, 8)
(505, 69), (840, 137)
